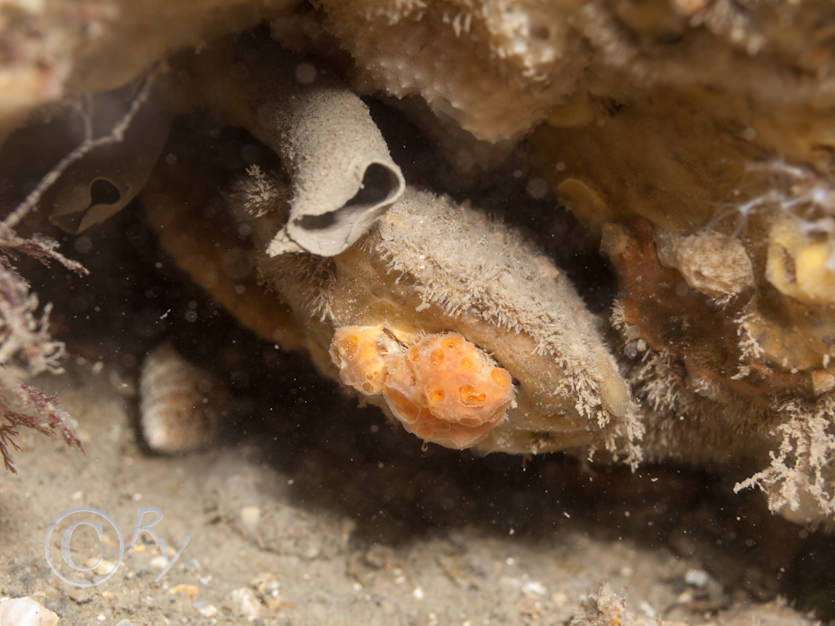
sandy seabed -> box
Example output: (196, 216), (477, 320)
(1, 301), (832, 624)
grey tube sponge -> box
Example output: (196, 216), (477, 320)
(182, 35), (405, 256)
(261, 81), (406, 257)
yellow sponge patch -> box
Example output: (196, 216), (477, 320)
(766, 216), (835, 305)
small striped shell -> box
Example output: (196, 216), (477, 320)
(139, 343), (225, 454)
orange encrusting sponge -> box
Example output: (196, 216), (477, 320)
(329, 326), (514, 449)
(329, 324), (390, 395)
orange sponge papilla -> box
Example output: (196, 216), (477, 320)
(329, 326), (515, 449)
(329, 324), (393, 395)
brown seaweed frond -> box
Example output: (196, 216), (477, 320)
(0, 311), (81, 473)
(0, 66), (154, 471)
(0, 177), (86, 474)
(0, 65), (159, 473)
(0, 380), (83, 474)
(0, 262), (84, 472)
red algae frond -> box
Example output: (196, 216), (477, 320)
(328, 326), (515, 449)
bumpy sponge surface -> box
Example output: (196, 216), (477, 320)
(330, 324), (392, 395)
(329, 326), (515, 449)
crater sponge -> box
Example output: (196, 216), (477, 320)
(329, 324), (395, 396)
(330, 326), (515, 449)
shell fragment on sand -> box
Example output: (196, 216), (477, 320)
(0, 597), (59, 626)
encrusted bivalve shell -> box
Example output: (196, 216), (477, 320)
(146, 135), (639, 459)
